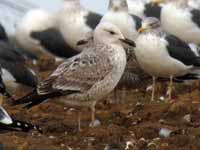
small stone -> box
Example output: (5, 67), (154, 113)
(161, 143), (169, 147)
(158, 119), (165, 124)
(152, 137), (160, 142)
(135, 102), (142, 107)
(138, 138), (147, 149)
(146, 85), (153, 92)
(159, 96), (165, 101)
(159, 128), (172, 138)
(168, 101), (188, 115)
(104, 143), (121, 150)
(125, 141), (137, 150)
(183, 114), (191, 123)
(61, 143), (65, 147)
(89, 119), (101, 127)
(49, 135), (55, 139)
(147, 142), (157, 149)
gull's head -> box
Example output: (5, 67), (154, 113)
(94, 22), (135, 47)
(138, 17), (161, 33)
(108, 0), (128, 12)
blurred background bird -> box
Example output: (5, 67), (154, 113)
(0, 23), (38, 94)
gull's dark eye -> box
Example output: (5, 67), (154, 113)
(150, 22), (159, 28)
(109, 31), (116, 35)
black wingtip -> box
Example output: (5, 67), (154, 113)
(11, 89), (37, 106)
(2, 119), (43, 133)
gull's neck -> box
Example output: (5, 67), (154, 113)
(142, 27), (165, 37)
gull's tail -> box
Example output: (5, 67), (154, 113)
(12, 89), (62, 109)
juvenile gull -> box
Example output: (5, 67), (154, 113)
(159, 0), (200, 44)
(12, 22), (135, 130)
(135, 17), (200, 101)
(55, 0), (102, 52)
(0, 24), (38, 88)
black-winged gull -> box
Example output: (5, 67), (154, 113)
(160, 0), (200, 44)
(135, 17), (200, 101)
(0, 23), (38, 88)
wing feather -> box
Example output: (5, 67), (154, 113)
(38, 51), (113, 94)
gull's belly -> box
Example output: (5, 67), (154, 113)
(135, 35), (190, 78)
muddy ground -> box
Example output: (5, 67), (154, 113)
(0, 57), (200, 150)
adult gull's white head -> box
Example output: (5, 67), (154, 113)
(108, 0), (128, 12)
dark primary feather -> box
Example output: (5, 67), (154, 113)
(144, 3), (162, 19)
(191, 9), (200, 28)
(0, 41), (38, 87)
(85, 12), (102, 29)
(165, 35), (200, 66)
(0, 107), (41, 133)
(31, 28), (79, 58)
(15, 47), (39, 60)
(131, 15), (142, 30)
(176, 73), (200, 80)
(0, 69), (12, 98)
(0, 119), (42, 133)
(0, 24), (8, 41)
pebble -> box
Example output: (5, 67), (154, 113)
(159, 128), (172, 138)
(158, 119), (165, 124)
(125, 141), (137, 150)
(49, 135), (55, 139)
(182, 114), (191, 123)
(147, 142), (157, 149)
(159, 96), (165, 101)
(104, 144), (121, 150)
(146, 85), (153, 92)
(89, 119), (101, 127)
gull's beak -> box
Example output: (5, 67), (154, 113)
(138, 27), (147, 33)
(76, 39), (89, 46)
(151, 0), (164, 4)
(119, 38), (135, 47)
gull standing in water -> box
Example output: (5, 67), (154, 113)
(135, 17), (200, 101)
(12, 22), (135, 131)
